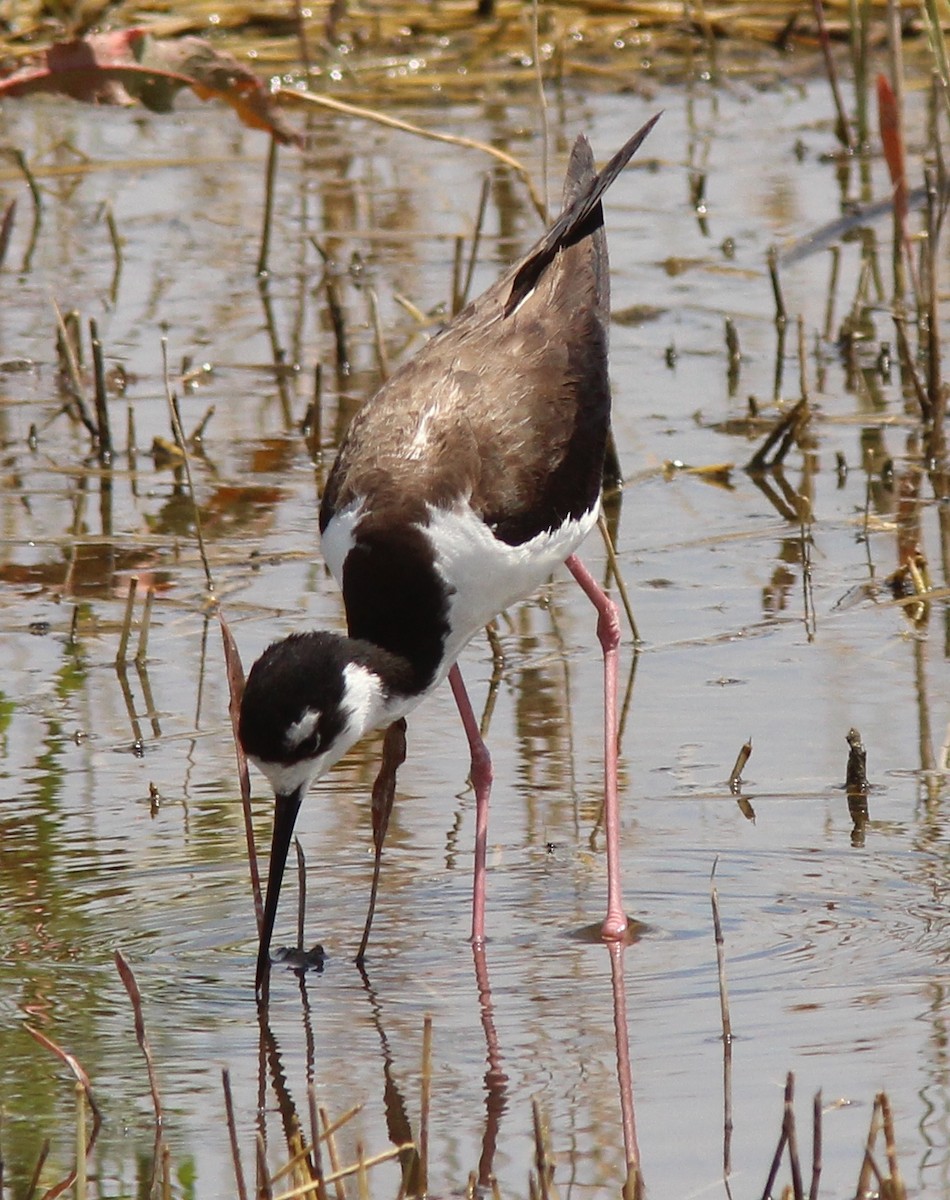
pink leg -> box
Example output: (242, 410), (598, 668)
(449, 663), (494, 944)
(565, 553), (627, 940)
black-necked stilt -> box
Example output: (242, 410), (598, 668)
(240, 115), (659, 993)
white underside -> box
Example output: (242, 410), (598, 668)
(322, 496), (599, 687)
(425, 502), (598, 676)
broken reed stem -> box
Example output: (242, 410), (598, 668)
(313, 241), (350, 377)
(710, 859), (734, 1183)
(924, 165), (946, 457)
(796, 315), (809, 405)
(8, 146), (40, 213)
(308, 363), (323, 461)
(271, 1145), (414, 1200)
(597, 512), (641, 645)
(451, 235), (465, 316)
(784, 1073), (804, 1200)
(761, 1075), (791, 1199)
(162, 338), (215, 597)
(307, 1085), (328, 1200)
(812, 0), (856, 149)
(256, 1131), (273, 1200)
(103, 201), (123, 282)
(856, 1094), (884, 1196)
(89, 318), (112, 463)
(52, 299), (97, 440)
(114, 951), (165, 1131)
(258, 135), (279, 277)
(356, 718), (407, 964)
(368, 288), (390, 380)
(728, 738), (752, 793)
(0, 198), (16, 269)
(710, 861), (733, 1045)
(320, 1106), (347, 1200)
(25, 1138), (50, 1200)
(419, 1017), (433, 1197)
(218, 612), (262, 934)
(809, 1091), (822, 1200)
(135, 585), (155, 663)
(459, 174), (492, 312)
(767, 245), (787, 331)
(531, 1100), (554, 1200)
(531, 0), (549, 220)
(357, 1144), (370, 1200)
(223, 1069), (250, 1200)
(76, 1079), (87, 1200)
(116, 575), (138, 665)
(880, 1092), (905, 1195)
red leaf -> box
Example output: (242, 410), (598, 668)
(877, 73), (908, 228)
(0, 29), (301, 145)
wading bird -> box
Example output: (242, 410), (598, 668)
(239, 115), (659, 994)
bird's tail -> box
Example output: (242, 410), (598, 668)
(504, 112), (661, 317)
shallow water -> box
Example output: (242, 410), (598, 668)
(1, 62), (949, 1199)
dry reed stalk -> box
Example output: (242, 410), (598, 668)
(368, 288), (389, 380)
(319, 1104), (347, 1200)
(25, 1025), (100, 1200)
(784, 1074), (804, 1200)
(307, 1087), (329, 1200)
(0, 198), (16, 268)
(52, 300), (97, 440)
(420, 1015), (433, 1196)
(218, 611), (263, 936)
(101, 200), (123, 300)
(271, 1144), (413, 1199)
(766, 245), (787, 331)
(115, 575), (138, 665)
(258, 135), (279, 277)
(114, 952), (165, 1129)
(710, 861), (734, 1187)
(135, 584), (155, 663)
(728, 739), (751, 792)
(761, 1073), (791, 1199)
(356, 717), (407, 963)
(88, 319), (110, 463)
(597, 512), (640, 645)
(808, 1091), (822, 1200)
(24, 1138), (50, 1200)
(812, 0), (855, 148)
(308, 363), (324, 461)
(312, 240), (350, 378)
(162, 338), (215, 596)
(223, 1068), (250, 1200)
(72, 1080), (87, 1200)
(457, 174), (492, 313)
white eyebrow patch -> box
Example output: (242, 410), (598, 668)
(283, 708), (320, 751)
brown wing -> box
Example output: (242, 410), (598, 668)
(320, 117), (658, 545)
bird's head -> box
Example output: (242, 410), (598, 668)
(238, 629), (407, 996)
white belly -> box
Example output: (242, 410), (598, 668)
(424, 501), (599, 673)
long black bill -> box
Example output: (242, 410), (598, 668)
(255, 787), (303, 997)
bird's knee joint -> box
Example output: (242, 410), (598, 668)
(597, 599), (622, 651)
